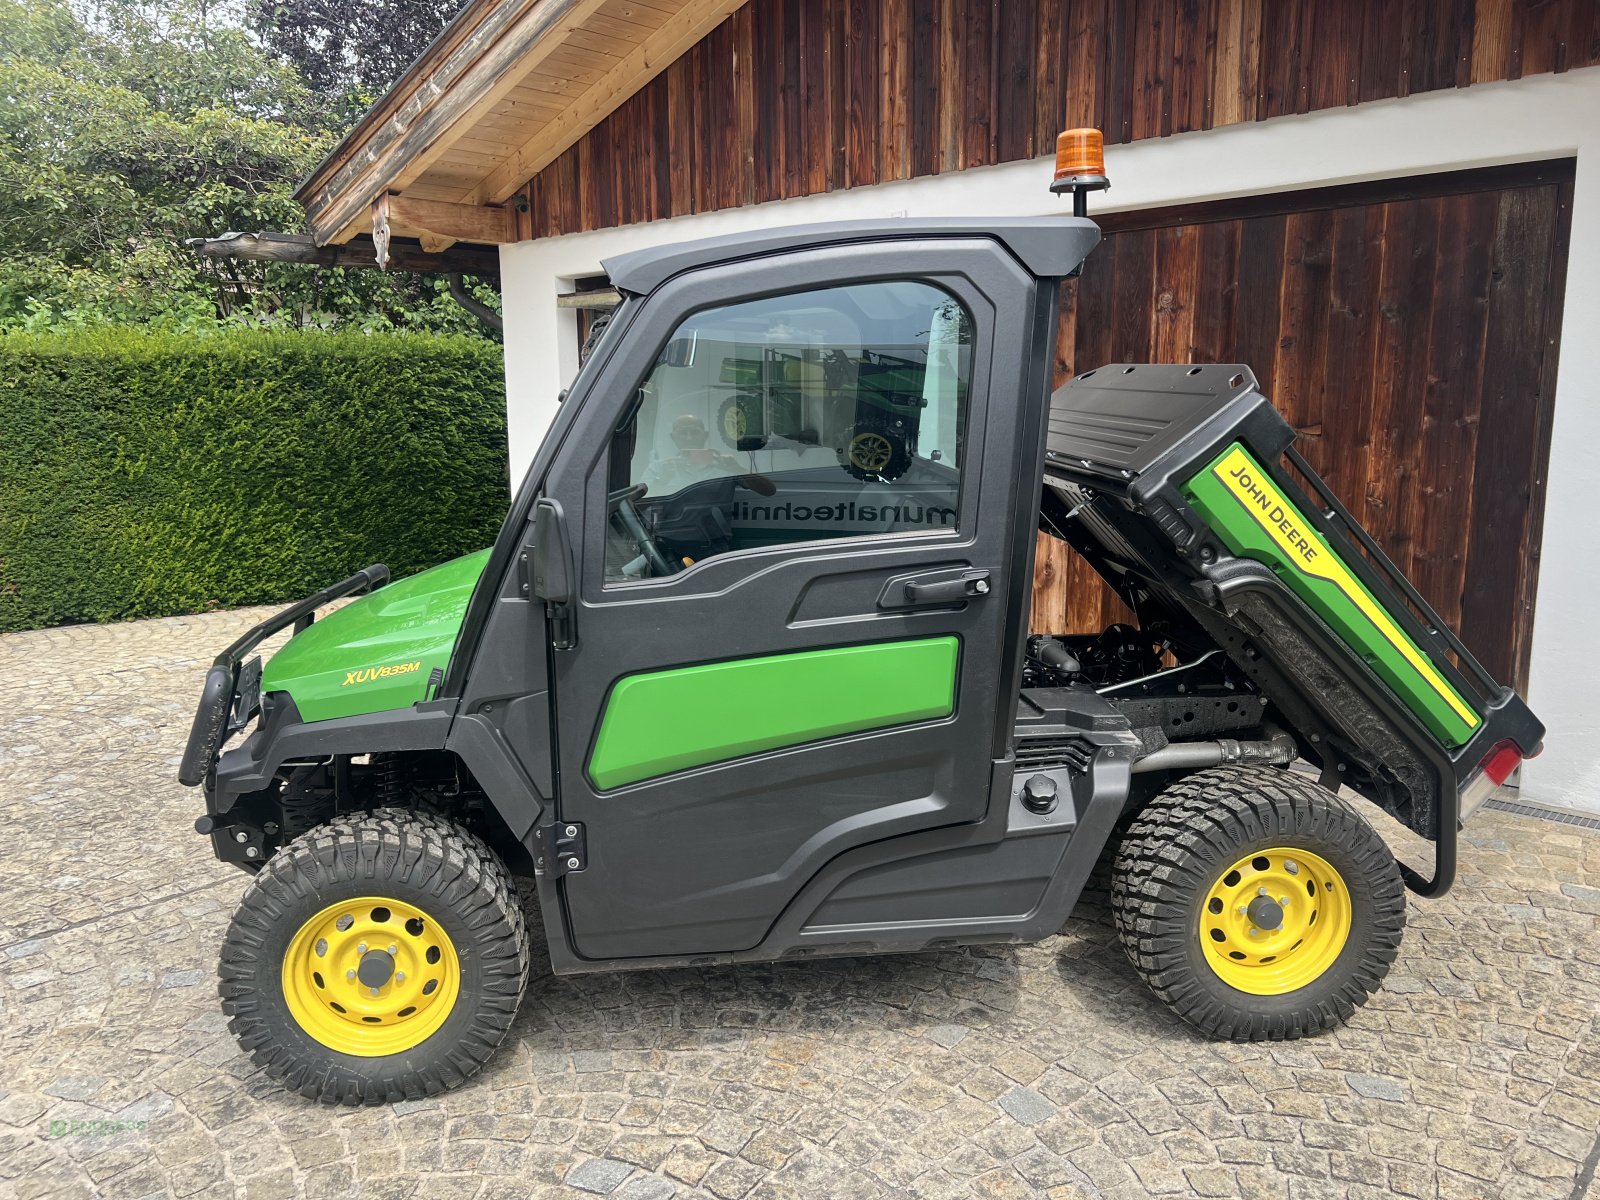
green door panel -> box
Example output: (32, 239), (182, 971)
(261, 549), (491, 722)
(1182, 444), (1479, 746)
(587, 636), (960, 790)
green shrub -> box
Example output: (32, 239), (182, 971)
(0, 328), (509, 631)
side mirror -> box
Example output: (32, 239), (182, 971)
(659, 331), (697, 369)
(530, 499), (572, 605)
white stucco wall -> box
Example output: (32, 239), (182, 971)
(499, 66), (1600, 811)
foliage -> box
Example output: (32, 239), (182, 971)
(251, 0), (470, 119)
(0, 0), (498, 333)
(0, 328), (510, 631)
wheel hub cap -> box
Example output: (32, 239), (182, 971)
(1199, 848), (1353, 996)
(282, 896), (460, 1057)
(356, 948), (396, 988)
(1246, 895), (1284, 931)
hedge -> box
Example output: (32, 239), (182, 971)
(0, 328), (509, 632)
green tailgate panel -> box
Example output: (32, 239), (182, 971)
(1183, 444), (1480, 746)
(588, 637), (960, 790)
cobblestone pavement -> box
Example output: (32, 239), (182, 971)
(3, 608), (1600, 1200)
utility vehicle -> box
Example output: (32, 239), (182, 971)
(180, 131), (1542, 1104)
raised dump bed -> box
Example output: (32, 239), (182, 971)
(1039, 363), (1543, 893)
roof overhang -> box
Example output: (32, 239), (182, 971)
(294, 0), (745, 252)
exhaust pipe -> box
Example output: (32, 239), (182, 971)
(1131, 728), (1297, 775)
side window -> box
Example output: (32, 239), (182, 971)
(604, 281), (973, 583)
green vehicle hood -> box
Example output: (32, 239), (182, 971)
(261, 549), (491, 722)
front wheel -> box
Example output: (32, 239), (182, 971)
(219, 809), (529, 1104)
(1111, 765), (1405, 1040)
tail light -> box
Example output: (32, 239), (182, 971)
(1480, 740), (1524, 787)
(1458, 739), (1529, 823)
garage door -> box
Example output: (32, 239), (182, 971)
(1032, 160), (1574, 692)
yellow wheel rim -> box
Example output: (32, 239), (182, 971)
(282, 896), (460, 1057)
(723, 406), (746, 442)
(1199, 847), (1352, 995)
(849, 432), (893, 472)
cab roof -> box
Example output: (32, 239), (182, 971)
(603, 216), (1102, 295)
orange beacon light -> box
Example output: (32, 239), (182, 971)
(1049, 127), (1109, 216)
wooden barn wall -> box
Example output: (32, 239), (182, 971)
(518, 0), (1599, 239)
(1031, 162), (1573, 692)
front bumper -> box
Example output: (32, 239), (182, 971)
(178, 565), (390, 789)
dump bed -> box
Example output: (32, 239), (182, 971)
(1040, 364), (1543, 892)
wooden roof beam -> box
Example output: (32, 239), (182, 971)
(186, 230), (502, 277)
(470, 0), (745, 207)
(301, 0), (613, 245)
(373, 193), (518, 263)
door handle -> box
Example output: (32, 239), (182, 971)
(904, 569), (992, 604)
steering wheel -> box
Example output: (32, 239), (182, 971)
(607, 483), (675, 577)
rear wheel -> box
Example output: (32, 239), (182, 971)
(219, 809), (529, 1103)
(1111, 765), (1404, 1040)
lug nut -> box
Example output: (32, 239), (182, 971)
(395, 972), (406, 984)
(387, 944), (397, 955)
(1236, 906), (1248, 916)
(1278, 896), (1289, 906)
(357, 943), (367, 954)
(1258, 887), (1268, 897)
(346, 969), (356, 981)
(369, 987), (380, 998)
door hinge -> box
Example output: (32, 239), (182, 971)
(538, 821), (587, 877)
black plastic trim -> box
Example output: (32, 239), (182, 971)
(178, 564), (390, 787)
(604, 217), (1101, 295)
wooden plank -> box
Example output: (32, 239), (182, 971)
(1109, 225), (1156, 360)
(1032, 0), (1065, 153)
(798, 0), (831, 196)
(1407, 190), (1495, 632)
(1064, 0), (1105, 129)
(469, 0), (747, 205)
(1188, 217), (1241, 363)
(1150, 223), (1198, 364)
(959, 0), (993, 169)
(666, 51), (697, 217)
(378, 193), (515, 245)
(1272, 207), (1334, 448)
(845, 0), (882, 188)
(1459, 183), (1556, 685)
(995, 0), (1037, 164)
(1518, 0), (1567, 76)
(1231, 210), (1285, 396)
(704, 16), (740, 212)
(910, 0), (941, 177)
(937, 0), (962, 171)
(1211, 0), (1261, 126)
(732, 3), (756, 208)
(1255, 0), (1302, 118)
(781, 0), (805, 198)
(1510, 174), (1574, 683)
(1029, 531), (1072, 634)
(881, 0), (912, 180)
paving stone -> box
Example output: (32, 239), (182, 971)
(997, 1086), (1055, 1126)
(566, 1156), (635, 1193)
(3, 606), (1600, 1200)
(1344, 1073), (1405, 1102)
